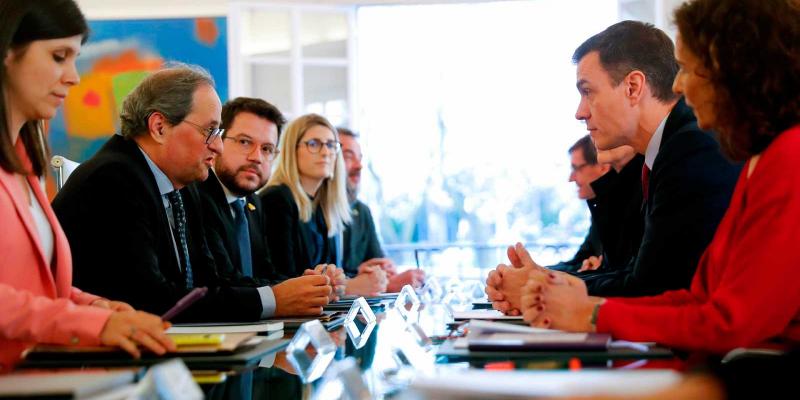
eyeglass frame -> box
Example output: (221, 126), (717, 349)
(223, 135), (281, 160)
(143, 111), (224, 145)
(182, 119), (225, 144)
(298, 138), (341, 154)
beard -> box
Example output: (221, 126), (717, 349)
(346, 180), (359, 204)
(217, 164), (264, 197)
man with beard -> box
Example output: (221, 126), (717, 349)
(338, 128), (425, 292)
(196, 97), (339, 316)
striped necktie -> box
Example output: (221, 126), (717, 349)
(167, 190), (194, 288)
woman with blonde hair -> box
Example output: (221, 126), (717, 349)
(261, 114), (387, 296)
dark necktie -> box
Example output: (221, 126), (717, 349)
(167, 190), (194, 289)
(231, 199), (253, 278)
(642, 164), (651, 204)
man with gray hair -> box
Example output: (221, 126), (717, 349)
(54, 65), (332, 322)
(338, 127), (425, 292)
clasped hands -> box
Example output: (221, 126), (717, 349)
(484, 243), (597, 332)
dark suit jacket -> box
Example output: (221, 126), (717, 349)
(52, 135), (263, 322)
(549, 155), (644, 273)
(548, 223), (602, 273)
(195, 170), (287, 285)
(583, 98), (740, 297)
(259, 183), (341, 278)
(342, 200), (385, 277)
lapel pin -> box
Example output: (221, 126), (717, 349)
(247, 203), (256, 211)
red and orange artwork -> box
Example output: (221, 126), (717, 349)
(64, 50), (164, 139)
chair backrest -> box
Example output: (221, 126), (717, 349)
(50, 155), (80, 192)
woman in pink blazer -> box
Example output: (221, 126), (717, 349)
(0, 0), (174, 372)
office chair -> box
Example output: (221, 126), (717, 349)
(50, 155), (80, 192)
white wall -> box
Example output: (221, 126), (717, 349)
(75, 0), (505, 19)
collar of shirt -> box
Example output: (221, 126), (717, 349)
(213, 169), (246, 218)
(644, 115), (668, 170)
(137, 145), (175, 196)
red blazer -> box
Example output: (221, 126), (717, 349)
(0, 141), (111, 372)
(597, 125), (800, 354)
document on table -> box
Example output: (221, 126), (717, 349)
(452, 310), (523, 321)
(167, 320), (284, 334)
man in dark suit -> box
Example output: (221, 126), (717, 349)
(197, 97), (288, 285)
(196, 96), (344, 306)
(337, 128), (424, 293)
(576, 144), (645, 276)
(486, 21), (739, 313)
(548, 135), (609, 273)
(53, 67), (331, 322)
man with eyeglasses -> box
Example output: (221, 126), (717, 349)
(549, 136), (646, 275)
(196, 97), (338, 316)
(547, 135), (609, 273)
(54, 66), (332, 322)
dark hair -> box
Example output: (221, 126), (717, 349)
(119, 64), (214, 139)
(573, 20), (679, 103)
(0, 0), (89, 176)
(221, 97), (287, 140)
(569, 135), (598, 165)
(675, 0), (800, 160)
(336, 127), (358, 139)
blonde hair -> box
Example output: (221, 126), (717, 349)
(266, 114), (351, 237)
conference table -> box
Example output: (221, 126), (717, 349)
(198, 288), (679, 399)
(9, 285), (683, 399)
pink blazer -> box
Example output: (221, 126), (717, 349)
(0, 142), (111, 372)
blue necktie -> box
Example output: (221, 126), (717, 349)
(231, 199), (253, 278)
(167, 190), (194, 289)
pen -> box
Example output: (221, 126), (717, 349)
(162, 287), (208, 321)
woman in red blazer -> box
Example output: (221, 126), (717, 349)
(517, 0), (800, 354)
(0, 0), (174, 371)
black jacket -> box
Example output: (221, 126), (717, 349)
(550, 155), (645, 274)
(195, 170), (287, 285)
(342, 200), (386, 277)
(259, 183), (341, 278)
(583, 98), (740, 297)
(52, 135), (262, 322)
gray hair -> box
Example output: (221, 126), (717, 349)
(119, 64), (215, 138)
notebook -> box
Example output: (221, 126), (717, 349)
(21, 338), (289, 369)
(467, 332), (612, 351)
(27, 333), (257, 356)
(167, 320), (283, 334)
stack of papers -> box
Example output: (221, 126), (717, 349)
(28, 333), (259, 356)
(465, 320), (610, 351)
(167, 320), (283, 334)
(452, 310), (524, 321)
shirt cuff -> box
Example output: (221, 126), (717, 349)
(257, 286), (277, 319)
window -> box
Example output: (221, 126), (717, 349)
(355, 0), (618, 274)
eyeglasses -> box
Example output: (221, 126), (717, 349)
(183, 119), (224, 144)
(299, 138), (340, 154)
(224, 135), (280, 160)
(570, 162), (590, 173)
